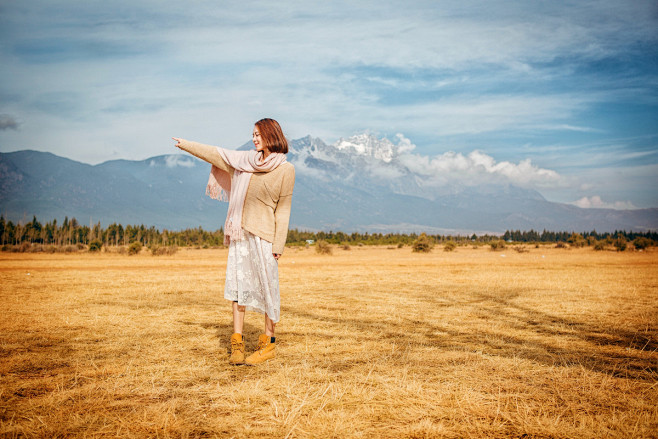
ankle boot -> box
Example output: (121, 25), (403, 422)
(229, 333), (245, 365)
(245, 334), (275, 365)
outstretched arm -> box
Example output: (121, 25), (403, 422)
(172, 138), (232, 173)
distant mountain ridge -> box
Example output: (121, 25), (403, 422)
(1, 133), (657, 233)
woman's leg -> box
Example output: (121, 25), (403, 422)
(232, 301), (246, 334)
(264, 314), (276, 337)
(229, 302), (246, 364)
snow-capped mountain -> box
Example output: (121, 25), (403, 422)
(333, 133), (404, 163)
(284, 133), (546, 203)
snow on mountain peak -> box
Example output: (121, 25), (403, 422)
(332, 133), (415, 163)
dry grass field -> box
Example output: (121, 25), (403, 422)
(0, 245), (656, 438)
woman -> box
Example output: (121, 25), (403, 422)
(172, 118), (295, 366)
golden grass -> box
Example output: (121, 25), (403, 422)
(0, 245), (656, 438)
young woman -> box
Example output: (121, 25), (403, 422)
(172, 118), (295, 365)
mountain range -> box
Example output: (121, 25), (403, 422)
(1, 133), (656, 234)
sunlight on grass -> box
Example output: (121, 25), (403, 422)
(1, 246), (656, 437)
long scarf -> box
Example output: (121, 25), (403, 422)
(206, 147), (287, 245)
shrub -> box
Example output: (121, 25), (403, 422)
(567, 233), (586, 248)
(514, 246), (529, 253)
(150, 245), (178, 256)
(315, 240), (332, 255)
(490, 240), (506, 251)
(633, 237), (653, 250)
(613, 236), (627, 252)
(341, 243), (351, 251)
(443, 241), (457, 252)
(555, 242), (568, 249)
(28, 244), (43, 253)
(89, 240), (103, 252)
(397, 243), (404, 248)
(128, 242), (142, 255)
(412, 233), (434, 253)
(593, 241), (606, 251)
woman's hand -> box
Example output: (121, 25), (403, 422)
(273, 253), (281, 260)
(172, 137), (182, 148)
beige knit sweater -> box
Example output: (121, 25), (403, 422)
(177, 139), (295, 254)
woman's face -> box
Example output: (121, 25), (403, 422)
(253, 126), (268, 154)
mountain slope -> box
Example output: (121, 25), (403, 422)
(1, 136), (656, 233)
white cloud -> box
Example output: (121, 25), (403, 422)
(394, 133), (416, 154)
(571, 196), (637, 210)
(164, 155), (195, 168)
(398, 149), (566, 189)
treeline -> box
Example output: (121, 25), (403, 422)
(1, 215), (656, 250)
(502, 229), (658, 243)
(287, 228), (657, 246)
(0, 216), (223, 248)
(286, 229), (501, 246)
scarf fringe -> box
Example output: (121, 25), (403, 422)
(205, 182), (229, 202)
(223, 218), (244, 246)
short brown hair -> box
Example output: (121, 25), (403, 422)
(255, 118), (288, 154)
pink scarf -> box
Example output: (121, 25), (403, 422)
(206, 147), (287, 245)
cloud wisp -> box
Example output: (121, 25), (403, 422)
(571, 196), (636, 210)
(160, 155), (195, 168)
(0, 115), (19, 130)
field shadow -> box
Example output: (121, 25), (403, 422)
(178, 319), (263, 353)
(460, 291), (658, 380)
(285, 291), (657, 381)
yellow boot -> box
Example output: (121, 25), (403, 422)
(245, 334), (275, 365)
(229, 333), (245, 365)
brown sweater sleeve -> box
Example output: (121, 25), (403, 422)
(175, 139), (232, 173)
(272, 165), (296, 255)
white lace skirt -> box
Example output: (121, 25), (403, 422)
(224, 229), (280, 323)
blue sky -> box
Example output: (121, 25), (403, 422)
(0, 0), (657, 208)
